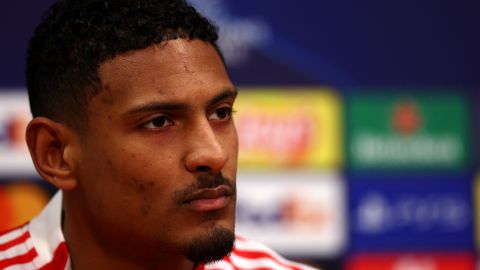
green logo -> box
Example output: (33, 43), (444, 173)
(347, 92), (470, 170)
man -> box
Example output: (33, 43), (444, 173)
(0, 0), (319, 269)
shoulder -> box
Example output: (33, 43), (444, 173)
(0, 219), (69, 270)
(203, 235), (320, 270)
(0, 223), (37, 269)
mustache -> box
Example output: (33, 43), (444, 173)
(174, 173), (236, 204)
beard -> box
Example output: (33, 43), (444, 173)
(184, 225), (235, 265)
(175, 172), (236, 264)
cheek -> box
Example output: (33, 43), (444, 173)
(78, 145), (152, 209)
(109, 147), (179, 201)
(131, 177), (158, 216)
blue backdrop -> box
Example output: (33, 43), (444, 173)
(0, 0), (478, 89)
(0, 1), (479, 269)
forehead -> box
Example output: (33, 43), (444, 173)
(95, 39), (230, 107)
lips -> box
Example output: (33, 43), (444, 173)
(183, 185), (233, 212)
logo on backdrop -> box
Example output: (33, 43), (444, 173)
(356, 192), (470, 234)
(189, 0), (272, 66)
(235, 173), (346, 256)
(349, 177), (474, 250)
(0, 113), (29, 150)
(392, 101), (421, 136)
(0, 92), (36, 174)
(234, 88), (342, 169)
(348, 92), (469, 169)
(237, 112), (314, 158)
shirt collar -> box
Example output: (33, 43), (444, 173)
(28, 191), (70, 269)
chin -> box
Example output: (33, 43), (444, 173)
(184, 224), (235, 264)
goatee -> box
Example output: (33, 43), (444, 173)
(185, 226), (235, 265)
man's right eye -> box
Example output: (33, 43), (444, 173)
(141, 115), (173, 130)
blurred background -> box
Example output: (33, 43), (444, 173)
(0, 0), (479, 269)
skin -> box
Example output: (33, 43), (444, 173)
(26, 39), (238, 270)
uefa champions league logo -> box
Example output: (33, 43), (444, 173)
(189, 0), (272, 66)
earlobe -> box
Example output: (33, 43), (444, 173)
(26, 117), (78, 190)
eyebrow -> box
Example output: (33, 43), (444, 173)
(207, 88), (238, 108)
(125, 88), (238, 116)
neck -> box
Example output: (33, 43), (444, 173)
(62, 193), (196, 270)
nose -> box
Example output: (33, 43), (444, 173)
(184, 120), (228, 175)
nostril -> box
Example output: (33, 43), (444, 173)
(197, 165), (211, 173)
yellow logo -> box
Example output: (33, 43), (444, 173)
(235, 87), (342, 169)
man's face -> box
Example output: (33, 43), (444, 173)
(72, 39), (238, 262)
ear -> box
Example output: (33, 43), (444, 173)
(26, 117), (78, 190)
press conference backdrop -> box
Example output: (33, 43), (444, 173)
(0, 1), (479, 269)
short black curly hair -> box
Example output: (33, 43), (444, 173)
(26, 0), (221, 131)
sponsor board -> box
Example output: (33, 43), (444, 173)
(235, 88), (342, 169)
(0, 91), (36, 175)
(345, 252), (476, 270)
(349, 175), (474, 250)
(235, 171), (346, 257)
(347, 92), (470, 170)
(475, 174), (480, 250)
(0, 181), (50, 231)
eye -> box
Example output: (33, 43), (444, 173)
(208, 106), (233, 121)
(142, 115), (173, 129)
